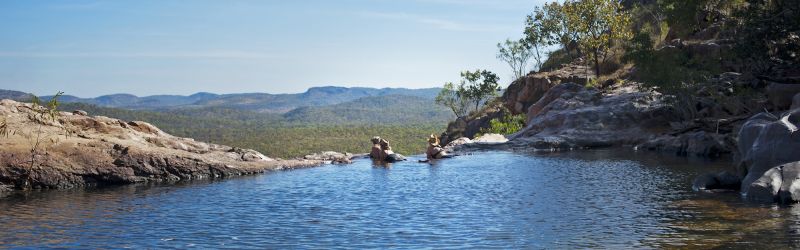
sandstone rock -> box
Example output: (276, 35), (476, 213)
(502, 63), (593, 115)
(766, 82), (800, 110)
(509, 82), (674, 150)
(737, 108), (800, 203)
(473, 133), (508, 143)
(127, 121), (164, 135)
(0, 99), (324, 191)
(303, 151), (353, 164)
(443, 137), (472, 152)
(525, 83), (586, 123)
(72, 110), (88, 116)
(440, 103), (505, 145)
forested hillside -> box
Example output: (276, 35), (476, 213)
(284, 95), (453, 124)
(34, 86), (441, 113)
(59, 95), (449, 158)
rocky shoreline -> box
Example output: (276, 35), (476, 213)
(0, 99), (359, 192)
(440, 60), (800, 204)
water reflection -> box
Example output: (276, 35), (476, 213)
(1, 150), (798, 248)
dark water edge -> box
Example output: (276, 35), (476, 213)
(1, 149), (798, 249)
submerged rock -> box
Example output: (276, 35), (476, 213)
(637, 131), (733, 158)
(302, 151), (356, 164)
(693, 171), (741, 191)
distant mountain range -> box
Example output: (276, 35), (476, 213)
(283, 94), (453, 124)
(0, 90), (34, 101)
(19, 86), (442, 113)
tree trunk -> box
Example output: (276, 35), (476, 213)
(593, 48), (601, 77)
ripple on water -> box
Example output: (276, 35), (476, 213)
(0, 150), (797, 248)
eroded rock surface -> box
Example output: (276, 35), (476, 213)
(303, 151), (362, 164)
(503, 63), (593, 115)
(0, 99), (326, 190)
(507, 83), (673, 150)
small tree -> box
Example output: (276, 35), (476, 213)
(461, 70), (500, 111)
(24, 92), (65, 171)
(436, 70), (500, 118)
(497, 38), (535, 79)
(435, 82), (471, 119)
(525, 3), (563, 69)
(564, 0), (632, 76)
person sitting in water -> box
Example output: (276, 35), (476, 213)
(369, 136), (383, 159)
(426, 134), (448, 160)
(379, 138), (405, 162)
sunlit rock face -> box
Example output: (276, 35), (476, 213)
(507, 82), (672, 151)
(0, 99), (324, 191)
(502, 63), (592, 116)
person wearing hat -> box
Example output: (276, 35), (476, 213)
(369, 136), (383, 160)
(426, 134), (448, 160)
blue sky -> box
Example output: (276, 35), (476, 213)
(0, 0), (546, 97)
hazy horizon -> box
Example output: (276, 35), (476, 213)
(1, 0), (546, 97)
(20, 85), (443, 99)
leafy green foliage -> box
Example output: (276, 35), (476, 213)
(22, 92), (67, 172)
(479, 112), (526, 135)
(564, 0), (632, 76)
(435, 82), (471, 119)
(658, 0), (744, 38)
(436, 70), (500, 119)
(523, 0), (631, 76)
(731, 0), (799, 74)
(461, 70), (500, 111)
(30, 91), (64, 123)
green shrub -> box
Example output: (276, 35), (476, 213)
(479, 112), (526, 135)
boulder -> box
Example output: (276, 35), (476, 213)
(502, 62), (593, 115)
(439, 103), (505, 145)
(737, 108), (800, 203)
(72, 110), (88, 116)
(766, 82), (800, 110)
(443, 137), (473, 152)
(746, 162), (800, 203)
(525, 83), (586, 123)
(303, 151), (353, 164)
(473, 133), (508, 143)
(508, 82), (674, 150)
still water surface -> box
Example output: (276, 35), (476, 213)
(1, 150), (799, 248)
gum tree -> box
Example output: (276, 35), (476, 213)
(497, 38), (535, 80)
(564, 0), (632, 76)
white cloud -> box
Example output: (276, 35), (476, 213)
(359, 11), (511, 32)
(0, 51), (272, 60)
